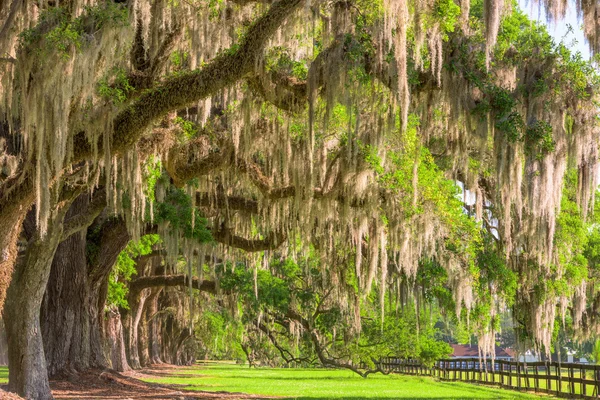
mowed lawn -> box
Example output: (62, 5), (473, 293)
(141, 361), (548, 399)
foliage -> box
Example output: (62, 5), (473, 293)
(97, 67), (134, 105)
(107, 234), (160, 309)
(154, 185), (212, 242)
(217, 252), (453, 374)
(195, 310), (245, 360)
(20, 3), (128, 57)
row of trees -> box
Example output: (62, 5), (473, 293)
(1, 0), (600, 398)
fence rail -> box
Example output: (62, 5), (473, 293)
(377, 357), (600, 399)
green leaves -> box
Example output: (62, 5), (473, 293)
(434, 0), (461, 40)
(525, 120), (555, 157)
(20, 3), (128, 58)
(154, 186), (212, 242)
(97, 68), (134, 105)
(107, 234), (161, 309)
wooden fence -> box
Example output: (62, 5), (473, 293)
(377, 357), (600, 399)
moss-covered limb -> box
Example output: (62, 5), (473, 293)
(61, 190), (107, 240)
(129, 275), (217, 295)
(196, 192), (260, 214)
(247, 75), (306, 113)
(128, 21), (183, 91)
(88, 218), (131, 290)
(148, 22), (182, 78)
(0, 0), (22, 53)
(212, 226), (286, 252)
(73, 0), (303, 162)
(165, 137), (234, 187)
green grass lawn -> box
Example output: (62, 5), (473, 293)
(141, 361), (549, 399)
(0, 366), (6, 384)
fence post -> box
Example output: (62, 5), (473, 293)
(594, 365), (600, 396)
(569, 365), (575, 396)
(546, 361), (551, 394)
(581, 366), (585, 398)
(523, 361), (528, 390)
(509, 361), (513, 389)
(516, 360), (521, 390)
(556, 363), (561, 397)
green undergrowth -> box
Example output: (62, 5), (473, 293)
(140, 361), (547, 399)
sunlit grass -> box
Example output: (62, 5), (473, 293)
(141, 361), (548, 399)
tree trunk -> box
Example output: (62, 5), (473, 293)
(125, 289), (149, 369)
(138, 305), (150, 367)
(42, 213), (131, 376)
(0, 319), (9, 365)
(3, 209), (67, 400)
(104, 309), (130, 372)
(139, 288), (161, 367)
(41, 229), (106, 376)
(148, 293), (163, 364)
(0, 180), (33, 311)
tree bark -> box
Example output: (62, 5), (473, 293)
(129, 275), (217, 294)
(104, 309), (130, 372)
(41, 228), (106, 377)
(0, 181), (33, 310)
(41, 197), (129, 377)
(125, 288), (149, 369)
(0, 319), (8, 365)
(139, 288), (161, 367)
(3, 208), (68, 400)
(148, 292), (163, 364)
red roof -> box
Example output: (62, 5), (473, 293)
(450, 344), (513, 358)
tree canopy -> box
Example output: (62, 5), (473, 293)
(1, 0), (600, 398)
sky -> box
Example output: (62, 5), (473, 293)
(518, 0), (591, 60)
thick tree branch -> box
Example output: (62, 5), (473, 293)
(61, 190), (107, 240)
(164, 135), (233, 186)
(196, 192), (259, 214)
(212, 226), (286, 252)
(129, 275), (217, 295)
(73, 0), (303, 162)
(0, 0), (22, 53)
(247, 73), (306, 113)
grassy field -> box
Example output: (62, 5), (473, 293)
(141, 361), (548, 399)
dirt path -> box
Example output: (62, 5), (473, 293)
(2, 365), (272, 400)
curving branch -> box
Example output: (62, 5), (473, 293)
(73, 0), (304, 162)
(256, 321), (314, 364)
(271, 309), (385, 378)
(247, 72), (307, 113)
(129, 275), (217, 295)
(212, 226), (286, 252)
(164, 135), (233, 186)
(61, 190), (107, 240)
(196, 192), (259, 214)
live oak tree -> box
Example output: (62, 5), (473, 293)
(1, 0), (600, 399)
